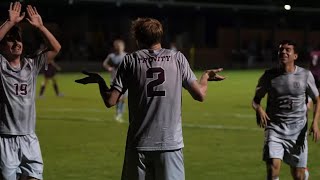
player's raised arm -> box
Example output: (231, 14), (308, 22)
(187, 68), (225, 102)
(0, 2), (25, 41)
(26, 5), (61, 61)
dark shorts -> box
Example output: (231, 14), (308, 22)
(44, 65), (57, 78)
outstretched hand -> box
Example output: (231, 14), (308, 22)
(206, 68), (225, 81)
(75, 71), (104, 85)
(8, 2), (25, 24)
(26, 5), (43, 28)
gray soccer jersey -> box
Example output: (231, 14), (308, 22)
(112, 49), (197, 151)
(103, 52), (127, 81)
(255, 66), (319, 140)
(0, 53), (46, 135)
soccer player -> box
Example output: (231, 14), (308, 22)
(252, 40), (320, 180)
(75, 17), (225, 180)
(39, 58), (63, 98)
(0, 2), (61, 180)
(102, 39), (127, 122)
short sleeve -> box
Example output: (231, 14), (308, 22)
(32, 52), (47, 75)
(254, 71), (270, 99)
(178, 52), (197, 89)
(307, 71), (319, 102)
(111, 55), (129, 94)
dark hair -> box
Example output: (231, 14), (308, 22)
(0, 26), (22, 46)
(130, 17), (163, 47)
(278, 39), (298, 53)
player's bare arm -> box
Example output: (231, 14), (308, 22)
(252, 97), (270, 128)
(102, 57), (113, 72)
(309, 96), (320, 142)
(187, 68), (225, 102)
(0, 2), (25, 41)
(26, 5), (61, 61)
(75, 71), (120, 108)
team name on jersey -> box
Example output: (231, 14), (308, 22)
(138, 56), (171, 63)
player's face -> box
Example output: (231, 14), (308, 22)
(114, 42), (124, 53)
(278, 44), (297, 65)
(1, 34), (23, 58)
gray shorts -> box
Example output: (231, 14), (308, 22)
(0, 133), (43, 180)
(263, 136), (308, 168)
(121, 149), (185, 180)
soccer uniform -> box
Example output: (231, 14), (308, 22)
(0, 53), (47, 179)
(43, 63), (57, 78)
(112, 49), (197, 180)
(254, 66), (319, 167)
(103, 52), (127, 81)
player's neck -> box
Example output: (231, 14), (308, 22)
(7, 56), (21, 67)
(281, 63), (296, 73)
(149, 43), (162, 51)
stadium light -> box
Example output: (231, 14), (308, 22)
(284, 4), (291, 10)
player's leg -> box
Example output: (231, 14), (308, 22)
(285, 138), (308, 180)
(266, 159), (282, 180)
(121, 149), (152, 180)
(0, 136), (21, 180)
(263, 138), (285, 180)
(39, 78), (49, 97)
(18, 134), (43, 180)
(52, 77), (63, 97)
(290, 167), (305, 180)
(154, 149), (185, 180)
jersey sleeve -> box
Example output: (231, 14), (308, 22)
(32, 52), (48, 75)
(306, 70), (319, 102)
(254, 71), (270, 100)
(178, 52), (197, 89)
(111, 55), (129, 94)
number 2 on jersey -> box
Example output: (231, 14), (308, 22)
(146, 67), (166, 97)
(14, 83), (28, 96)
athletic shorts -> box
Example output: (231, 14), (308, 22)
(0, 134), (43, 180)
(44, 65), (57, 78)
(121, 148), (185, 180)
(263, 136), (308, 168)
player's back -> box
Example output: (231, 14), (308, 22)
(112, 48), (196, 151)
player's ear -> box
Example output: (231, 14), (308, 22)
(294, 53), (298, 60)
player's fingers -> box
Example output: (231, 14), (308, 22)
(75, 79), (87, 84)
(27, 5), (34, 15)
(215, 75), (226, 80)
(13, 2), (18, 11)
(266, 114), (270, 120)
(212, 68), (223, 73)
(34, 7), (38, 14)
(10, 2), (13, 11)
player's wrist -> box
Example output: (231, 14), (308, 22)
(6, 19), (16, 26)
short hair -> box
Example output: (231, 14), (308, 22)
(130, 17), (163, 47)
(113, 39), (125, 47)
(278, 39), (298, 54)
(0, 26), (22, 46)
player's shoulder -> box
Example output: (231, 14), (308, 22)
(295, 65), (310, 74)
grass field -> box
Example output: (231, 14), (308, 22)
(35, 70), (320, 180)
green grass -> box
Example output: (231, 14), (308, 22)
(35, 70), (320, 180)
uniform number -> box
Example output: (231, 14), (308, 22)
(146, 67), (165, 97)
(14, 83), (28, 96)
(278, 98), (293, 110)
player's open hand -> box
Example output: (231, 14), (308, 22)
(309, 121), (320, 142)
(26, 5), (43, 28)
(256, 107), (270, 128)
(75, 71), (104, 85)
(8, 2), (25, 24)
(206, 68), (225, 81)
